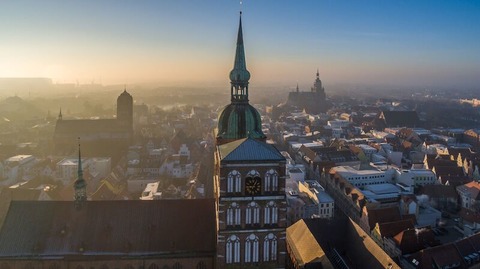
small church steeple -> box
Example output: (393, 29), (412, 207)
(74, 138), (87, 206)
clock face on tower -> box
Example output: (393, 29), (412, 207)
(245, 177), (261, 195)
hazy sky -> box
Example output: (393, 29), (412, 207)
(1, 0), (479, 88)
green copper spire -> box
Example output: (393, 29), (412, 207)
(74, 138), (87, 204)
(229, 11), (250, 103)
(217, 12), (265, 143)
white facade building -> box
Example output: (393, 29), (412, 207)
(395, 168), (437, 187)
(2, 155), (36, 183)
(358, 144), (378, 161)
(140, 182), (162, 200)
(56, 157), (111, 185)
(331, 166), (394, 188)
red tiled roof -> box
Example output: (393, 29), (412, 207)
(459, 208), (480, 224)
(433, 166), (465, 178)
(0, 199), (216, 257)
(421, 184), (458, 199)
(366, 206), (401, 231)
(378, 219), (415, 238)
(394, 228), (438, 255)
(408, 243), (465, 269)
(458, 181), (480, 201)
(439, 175), (471, 186)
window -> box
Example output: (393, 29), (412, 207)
(148, 264), (160, 269)
(245, 234), (259, 263)
(227, 202), (241, 226)
(264, 169), (279, 192)
(264, 201), (278, 225)
(172, 263), (182, 269)
(246, 202), (260, 225)
(226, 235), (241, 264)
(263, 233), (278, 261)
(227, 170), (241, 194)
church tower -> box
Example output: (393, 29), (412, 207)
(214, 12), (286, 269)
(117, 88), (133, 130)
(74, 140), (87, 205)
(311, 69), (326, 100)
(216, 12), (266, 145)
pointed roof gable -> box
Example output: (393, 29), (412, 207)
(218, 138), (285, 162)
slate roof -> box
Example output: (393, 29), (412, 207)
(217, 138), (285, 162)
(0, 199), (216, 258)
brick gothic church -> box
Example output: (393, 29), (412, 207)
(214, 12), (287, 268)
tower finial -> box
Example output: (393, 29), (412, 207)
(58, 108), (63, 120)
(296, 82), (299, 93)
(316, 68), (319, 78)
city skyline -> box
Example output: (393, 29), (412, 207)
(1, 0), (479, 89)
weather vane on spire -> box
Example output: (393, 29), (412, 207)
(240, 0), (243, 14)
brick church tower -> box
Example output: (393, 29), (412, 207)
(214, 12), (287, 269)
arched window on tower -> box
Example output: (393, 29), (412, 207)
(245, 233), (259, 263)
(246, 170), (260, 180)
(245, 201), (260, 226)
(264, 169), (278, 192)
(263, 233), (278, 262)
(227, 170), (241, 194)
(226, 235), (241, 264)
(226, 202), (241, 227)
(264, 201), (278, 225)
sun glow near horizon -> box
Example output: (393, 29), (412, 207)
(1, 0), (479, 88)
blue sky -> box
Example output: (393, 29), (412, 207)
(1, 0), (479, 88)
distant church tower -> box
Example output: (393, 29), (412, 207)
(214, 12), (287, 269)
(286, 69), (329, 114)
(117, 88), (133, 130)
(312, 69), (325, 95)
(74, 140), (87, 205)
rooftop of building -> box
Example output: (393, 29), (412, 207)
(0, 199), (216, 258)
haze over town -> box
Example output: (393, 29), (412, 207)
(2, 2), (480, 269)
